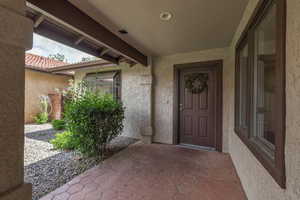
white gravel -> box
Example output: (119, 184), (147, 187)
(24, 124), (138, 200)
(25, 124), (61, 166)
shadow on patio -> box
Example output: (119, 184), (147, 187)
(24, 124), (138, 200)
(40, 143), (247, 200)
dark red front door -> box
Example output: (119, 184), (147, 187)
(179, 67), (217, 148)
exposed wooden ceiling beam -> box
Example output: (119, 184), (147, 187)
(118, 57), (137, 67)
(74, 36), (85, 45)
(34, 22), (119, 64)
(26, 0), (148, 66)
(34, 14), (44, 28)
(27, 8), (119, 64)
(100, 48), (110, 56)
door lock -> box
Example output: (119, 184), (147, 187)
(179, 104), (183, 111)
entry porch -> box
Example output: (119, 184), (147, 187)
(41, 143), (246, 200)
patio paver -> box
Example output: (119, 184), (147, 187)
(40, 143), (247, 200)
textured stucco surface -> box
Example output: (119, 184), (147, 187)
(0, 0), (25, 14)
(75, 63), (152, 140)
(0, 1), (32, 50)
(75, 49), (229, 150)
(72, 1), (300, 199)
(75, 50), (229, 150)
(153, 48), (229, 151)
(0, 0), (33, 199)
(24, 70), (70, 123)
(227, 0), (300, 199)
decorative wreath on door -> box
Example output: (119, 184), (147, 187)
(185, 73), (208, 94)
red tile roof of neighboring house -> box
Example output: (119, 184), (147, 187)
(25, 53), (68, 71)
(25, 53), (113, 75)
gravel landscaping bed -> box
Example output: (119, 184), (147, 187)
(24, 124), (138, 200)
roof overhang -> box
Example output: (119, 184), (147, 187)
(25, 65), (74, 76)
(26, 0), (148, 66)
(48, 60), (115, 73)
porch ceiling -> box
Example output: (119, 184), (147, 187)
(26, 0), (148, 66)
(69, 0), (249, 56)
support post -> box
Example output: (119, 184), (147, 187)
(0, 0), (33, 199)
(139, 57), (154, 144)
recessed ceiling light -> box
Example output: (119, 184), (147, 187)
(160, 12), (172, 21)
(119, 29), (128, 34)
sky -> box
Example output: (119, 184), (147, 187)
(26, 34), (94, 63)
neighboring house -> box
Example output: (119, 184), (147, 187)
(24, 53), (71, 123)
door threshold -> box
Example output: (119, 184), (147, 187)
(177, 143), (216, 152)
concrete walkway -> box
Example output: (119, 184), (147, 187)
(41, 143), (246, 200)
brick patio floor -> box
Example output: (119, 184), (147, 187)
(40, 143), (247, 200)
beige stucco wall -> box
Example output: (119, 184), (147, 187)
(225, 0), (300, 199)
(74, 63), (152, 140)
(152, 48), (230, 151)
(0, 0), (33, 199)
(74, 50), (229, 150)
(73, 1), (300, 198)
(24, 69), (71, 123)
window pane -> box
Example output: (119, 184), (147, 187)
(84, 72), (121, 101)
(94, 78), (114, 94)
(85, 72), (115, 95)
(239, 43), (248, 130)
(252, 3), (276, 150)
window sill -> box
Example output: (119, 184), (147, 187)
(235, 131), (286, 188)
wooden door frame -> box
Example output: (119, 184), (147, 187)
(173, 60), (223, 152)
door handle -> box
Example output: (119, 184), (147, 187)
(179, 104), (184, 111)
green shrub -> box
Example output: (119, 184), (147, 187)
(34, 112), (48, 124)
(52, 119), (66, 130)
(51, 131), (79, 150)
(64, 90), (125, 158)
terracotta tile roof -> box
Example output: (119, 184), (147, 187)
(25, 53), (68, 70)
